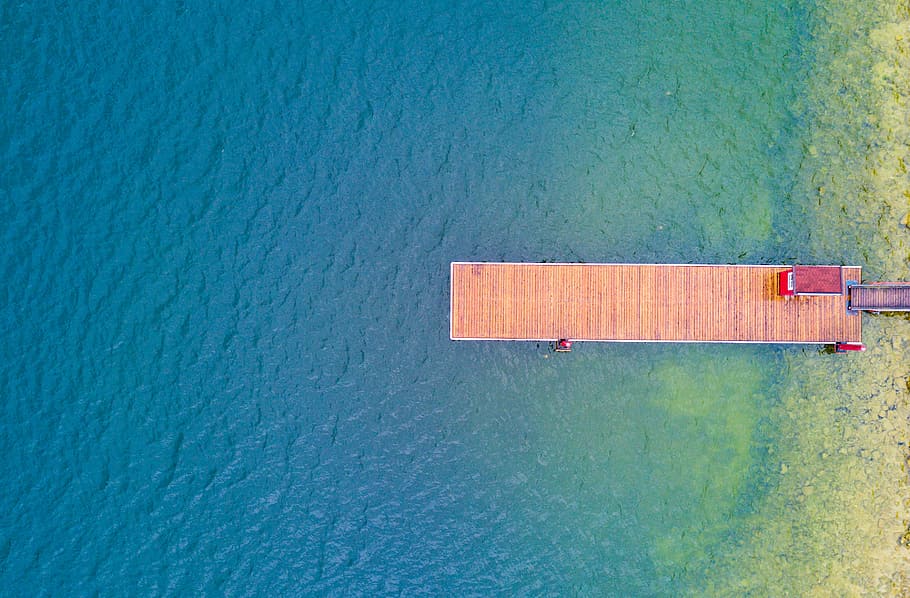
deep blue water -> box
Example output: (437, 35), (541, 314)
(2, 1), (831, 594)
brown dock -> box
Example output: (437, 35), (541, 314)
(450, 262), (863, 344)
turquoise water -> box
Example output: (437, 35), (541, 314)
(2, 1), (906, 594)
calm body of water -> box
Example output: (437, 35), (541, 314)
(1, 1), (903, 595)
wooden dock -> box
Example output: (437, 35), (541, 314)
(450, 262), (863, 344)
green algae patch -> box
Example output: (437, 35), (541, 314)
(638, 352), (765, 578)
(520, 348), (771, 584)
(455, 345), (773, 593)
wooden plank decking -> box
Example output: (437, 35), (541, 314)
(450, 262), (863, 344)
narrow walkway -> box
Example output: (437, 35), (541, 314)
(849, 284), (910, 311)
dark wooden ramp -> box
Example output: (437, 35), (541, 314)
(849, 284), (910, 311)
(450, 262), (862, 344)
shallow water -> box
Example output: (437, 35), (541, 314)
(1, 0), (908, 594)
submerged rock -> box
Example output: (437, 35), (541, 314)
(899, 525), (910, 548)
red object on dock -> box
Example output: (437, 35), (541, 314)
(555, 339), (573, 352)
(779, 270), (794, 296)
(835, 342), (865, 352)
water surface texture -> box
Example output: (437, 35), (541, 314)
(2, 1), (909, 594)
